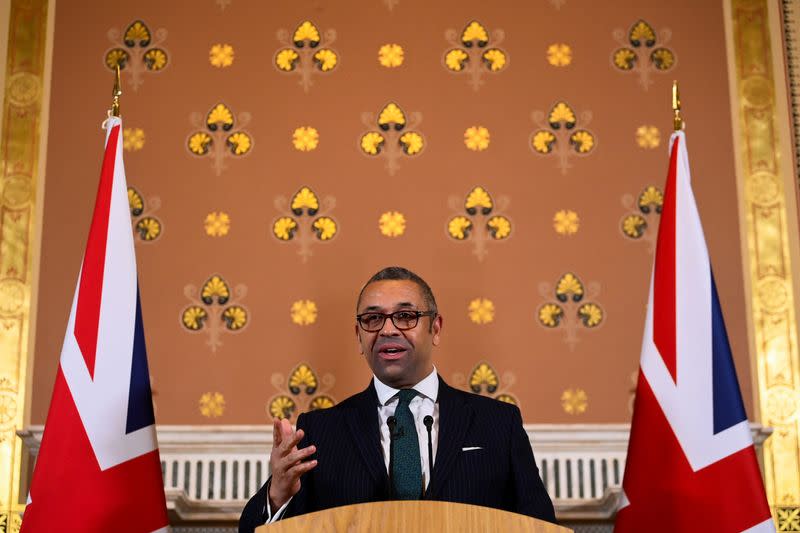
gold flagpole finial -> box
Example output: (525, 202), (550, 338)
(110, 63), (122, 118)
(672, 80), (683, 131)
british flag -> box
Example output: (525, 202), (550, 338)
(21, 117), (168, 532)
(614, 131), (774, 532)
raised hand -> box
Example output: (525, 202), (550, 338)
(267, 418), (318, 512)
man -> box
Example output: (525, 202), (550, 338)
(239, 267), (556, 532)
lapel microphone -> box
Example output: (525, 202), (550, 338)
(387, 416), (398, 499)
(423, 415), (434, 497)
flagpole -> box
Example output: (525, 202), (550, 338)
(672, 80), (683, 131)
(110, 64), (121, 118)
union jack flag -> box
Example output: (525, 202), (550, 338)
(21, 117), (168, 532)
(615, 131), (773, 532)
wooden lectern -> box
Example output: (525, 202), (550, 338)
(256, 501), (572, 532)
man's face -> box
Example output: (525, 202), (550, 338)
(355, 280), (442, 388)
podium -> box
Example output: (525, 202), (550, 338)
(256, 501), (573, 532)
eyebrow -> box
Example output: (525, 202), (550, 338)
(361, 302), (417, 312)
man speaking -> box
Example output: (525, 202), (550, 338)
(239, 267), (556, 531)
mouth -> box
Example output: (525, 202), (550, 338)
(376, 343), (408, 361)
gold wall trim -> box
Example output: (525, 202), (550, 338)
(725, 0), (800, 524)
(0, 0), (53, 523)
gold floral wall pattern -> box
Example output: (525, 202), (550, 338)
(187, 103), (253, 176)
(267, 363), (336, 421)
(104, 20), (169, 90)
(274, 21), (338, 93)
(443, 21), (508, 91)
(619, 185), (663, 252)
(181, 275), (249, 353)
(531, 101), (596, 174)
(446, 186), (512, 261)
(537, 273), (604, 350)
(611, 20), (676, 90)
(272, 186), (338, 262)
(127, 186), (162, 243)
(359, 102), (424, 175)
(452, 362), (518, 405)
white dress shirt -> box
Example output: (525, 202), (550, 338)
(265, 367), (441, 523)
(374, 366), (439, 489)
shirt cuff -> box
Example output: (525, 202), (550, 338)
(262, 479), (292, 524)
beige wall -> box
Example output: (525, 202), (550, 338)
(30, 0), (751, 425)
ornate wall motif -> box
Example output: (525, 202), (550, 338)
(0, 0), (50, 520)
(728, 0), (800, 522)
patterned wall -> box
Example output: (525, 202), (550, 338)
(30, 0), (752, 425)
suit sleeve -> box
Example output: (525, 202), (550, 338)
(238, 413), (315, 532)
(509, 405), (557, 523)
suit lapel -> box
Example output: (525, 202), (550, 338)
(344, 383), (389, 491)
(426, 376), (473, 498)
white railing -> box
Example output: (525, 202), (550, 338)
(19, 423), (770, 522)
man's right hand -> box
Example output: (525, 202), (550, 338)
(267, 418), (318, 512)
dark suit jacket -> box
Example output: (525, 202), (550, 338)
(239, 377), (556, 532)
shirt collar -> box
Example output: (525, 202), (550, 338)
(373, 366), (439, 406)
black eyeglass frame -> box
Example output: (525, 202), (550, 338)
(355, 310), (437, 332)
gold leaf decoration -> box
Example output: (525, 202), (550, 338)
(561, 388), (588, 415)
(468, 298), (495, 324)
(289, 364), (318, 395)
(290, 299), (318, 325)
(379, 211), (406, 237)
(469, 362), (499, 393)
(199, 392), (226, 418)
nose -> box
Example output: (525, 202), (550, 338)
(379, 315), (401, 336)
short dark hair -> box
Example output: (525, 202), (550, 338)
(356, 266), (438, 317)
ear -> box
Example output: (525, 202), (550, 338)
(431, 314), (443, 347)
(355, 323), (364, 355)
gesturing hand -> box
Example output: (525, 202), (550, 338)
(267, 418), (318, 512)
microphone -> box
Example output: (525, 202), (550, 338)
(423, 415), (434, 496)
(387, 416), (398, 499)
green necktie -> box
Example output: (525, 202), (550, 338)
(391, 388), (422, 499)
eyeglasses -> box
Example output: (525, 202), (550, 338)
(356, 310), (436, 332)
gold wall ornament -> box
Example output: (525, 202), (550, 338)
(530, 101), (596, 174)
(619, 185), (663, 252)
(266, 363), (336, 420)
(180, 275), (249, 353)
(274, 21), (338, 93)
(292, 126), (319, 151)
(127, 187), (163, 243)
(0, 0), (50, 519)
(383, 0), (400, 11)
(204, 211), (230, 237)
(635, 125), (661, 148)
(290, 299), (318, 326)
(271, 186), (338, 262)
(464, 126), (490, 151)
(726, 0), (800, 517)
(467, 298), (495, 325)
(187, 103), (253, 176)
(378, 211), (406, 237)
(378, 44), (404, 68)
(122, 127), (145, 151)
(536, 273), (604, 350)
(104, 20), (169, 91)
(209, 43), (234, 68)
(611, 19), (676, 91)
(359, 102), (424, 175)
(198, 392), (226, 418)
(216, 0), (232, 10)
(443, 21), (508, 91)
(446, 186), (512, 261)
(553, 209), (580, 236)
(561, 388), (589, 415)
(546, 43), (572, 67)
(451, 361), (518, 405)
